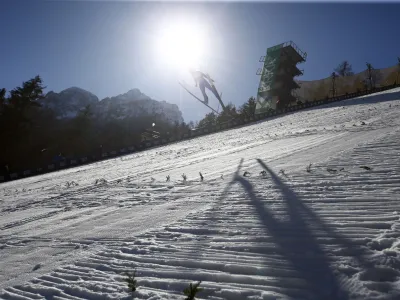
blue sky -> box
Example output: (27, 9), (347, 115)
(1, 1), (399, 122)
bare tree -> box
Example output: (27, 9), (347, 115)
(361, 79), (369, 90)
(397, 57), (400, 84)
(371, 69), (383, 88)
(330, 72), (337, 97)
(335, 61), (354, 76)
(365, 63), (382, 89)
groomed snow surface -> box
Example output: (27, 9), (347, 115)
(1, 88), (400, 300)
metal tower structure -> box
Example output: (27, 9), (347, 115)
(255, 41), (307, 114)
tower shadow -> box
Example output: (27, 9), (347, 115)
(188, 157), (371, 299)
(227, 158), (372, 300)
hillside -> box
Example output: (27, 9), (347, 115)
(297, 64), (399, 101)
(1, 88), (400, 299)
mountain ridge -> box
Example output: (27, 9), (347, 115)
(40, 87), (184, 124)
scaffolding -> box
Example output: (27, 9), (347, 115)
(255, 41), (307, 113)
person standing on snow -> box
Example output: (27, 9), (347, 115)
(189, 68), (221, 105)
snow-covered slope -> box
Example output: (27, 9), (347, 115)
(40, 87), (184, 124)
(1, 88), (400, 299)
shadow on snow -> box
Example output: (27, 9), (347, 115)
(225, 158), (372, 300)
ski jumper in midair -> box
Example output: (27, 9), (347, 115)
(189, 69), (222, 106)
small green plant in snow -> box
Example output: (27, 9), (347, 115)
(124, 270), (138, 297)
(183, 281), (203, 300)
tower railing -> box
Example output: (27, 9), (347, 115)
(282, 41), (307, 61)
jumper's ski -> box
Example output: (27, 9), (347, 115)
(203, 75), (226, 111)
(179, 81), (220, 114)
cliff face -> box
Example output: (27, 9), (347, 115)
(40, 87), (184, 124)
(41, 87), (99, 119)
(95, 89), (183, 124)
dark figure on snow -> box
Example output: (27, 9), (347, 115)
(189, 68), (221, 105)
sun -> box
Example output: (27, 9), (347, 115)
(156, 21), (206, 71)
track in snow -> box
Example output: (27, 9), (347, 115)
(1, 88), (400, 299)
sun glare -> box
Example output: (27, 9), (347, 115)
(156, 21), (206, 71)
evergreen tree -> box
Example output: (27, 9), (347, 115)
(0, 88), (6, 106)
(239, 96), (256, 118)
(217, 103), (237, 124)
(197, 112), (217, 128)
(9, 75), (44, 110)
